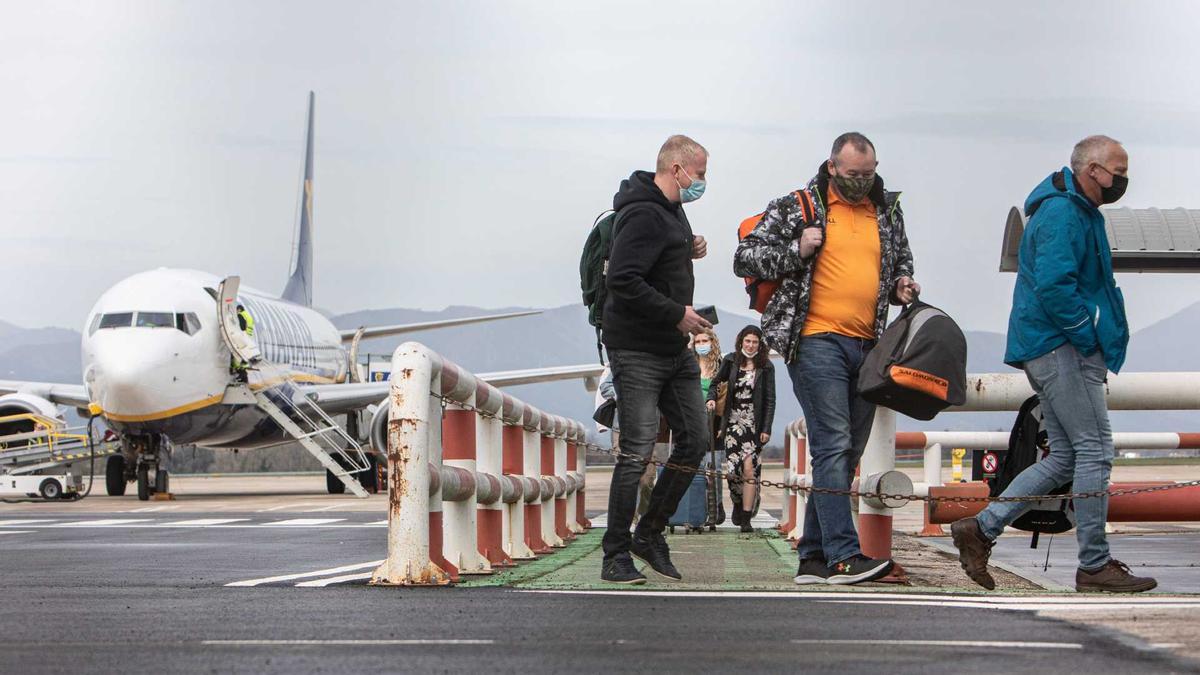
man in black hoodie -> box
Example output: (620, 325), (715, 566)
(600, 134), (712, 585)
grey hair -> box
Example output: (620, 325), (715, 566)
(656, 134), (708, 173)
(1070, 135), (1122, 174)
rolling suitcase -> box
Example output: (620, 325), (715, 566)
(665, 414), (726, 533)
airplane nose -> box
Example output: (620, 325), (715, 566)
(88, 335), (199, 421)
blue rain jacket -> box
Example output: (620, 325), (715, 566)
(1004, 167), (1128, 373)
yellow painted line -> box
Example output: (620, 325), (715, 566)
(96, 394), (224, 423)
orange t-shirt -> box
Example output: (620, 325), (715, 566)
(801, 187), (881, 339)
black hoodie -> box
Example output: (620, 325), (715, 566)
(601, 170), (696, 355)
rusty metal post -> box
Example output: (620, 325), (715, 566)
(371, 343), (450, 586)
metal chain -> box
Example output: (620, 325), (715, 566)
(426, 392), (1200, 505)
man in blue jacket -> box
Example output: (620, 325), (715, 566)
(951, 135), (1156, 593)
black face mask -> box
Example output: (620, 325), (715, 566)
(1101, 173), (1128, 204)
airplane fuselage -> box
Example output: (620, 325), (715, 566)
(83, 268), (347, 449)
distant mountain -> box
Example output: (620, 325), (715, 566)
(4, 301), (1200, 442)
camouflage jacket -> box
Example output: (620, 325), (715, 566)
(733, 163), (915, 363)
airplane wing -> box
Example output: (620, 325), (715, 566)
(339, 310), (541, 342)
(297, 363), (604, 416)
(0, 380), (91, 410)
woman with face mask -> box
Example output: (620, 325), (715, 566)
(706, 325), (776, 532)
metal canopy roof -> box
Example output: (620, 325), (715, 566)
(1000, 206), (1200, 273)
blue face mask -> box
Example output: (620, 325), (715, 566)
(677, 167), (706, 203)
(695, 344), (712, 356)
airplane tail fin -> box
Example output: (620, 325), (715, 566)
(282, 91), (315, 307)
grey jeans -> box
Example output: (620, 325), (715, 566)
(976, 344), (1114, 570)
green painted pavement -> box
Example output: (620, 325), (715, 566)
(460, 528), (799, 591)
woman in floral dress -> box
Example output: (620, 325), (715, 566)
(706, 325), (776, 532)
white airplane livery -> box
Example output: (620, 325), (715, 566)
(0, 93), (601, 499)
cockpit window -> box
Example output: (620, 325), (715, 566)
(176, 312), (201, 336)
(136, 312), (175, 328)
(97, 312), (134, 330)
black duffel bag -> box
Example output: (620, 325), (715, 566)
(857, 300), (967, 421)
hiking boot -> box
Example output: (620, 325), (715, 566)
(793, 556), (830, 585)
(631, 530), (682, 580)
(827, 555), (893, 585)
(1076, 559), (1157, 593)
(600, 554), (646, 585)
(950, 517), (996, 591)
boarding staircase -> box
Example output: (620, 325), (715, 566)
(250, 385), (372, 499)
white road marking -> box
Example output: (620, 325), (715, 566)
(302, 504), (345, 512)
(365, 520), (387, 526)
(202, 639), (493, 646)
(294, 572), (373, 587)
(50, 519), (154, 527)
(519, 590), (1200, 612)
(166, 519), (249, 527)
(0, 520), (56, 526)
(226, 560), (384, 587)
(128, 505), (180, 512)
(256, 505), (293, 512)
(0, 530), (33, 535)
(265, 518), (345, 526)
(790, 639), (1081, 650)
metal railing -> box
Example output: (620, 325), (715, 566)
(371, 342), (590, 586)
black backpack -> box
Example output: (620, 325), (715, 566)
(857, 300), (967, 420)
(990, 395), (1075, 545)
(580, 210), (616, 362)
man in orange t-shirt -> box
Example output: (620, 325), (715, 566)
(735, 132), (918, 585)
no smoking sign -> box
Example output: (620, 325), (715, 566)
(981, 452), (999, 475)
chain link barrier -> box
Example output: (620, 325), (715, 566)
(428, 393), (1200, 505)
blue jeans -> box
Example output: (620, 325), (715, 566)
(976, 344), (1114, 570)
(602, 348), (707, 559)
(788, 333), (877, 565)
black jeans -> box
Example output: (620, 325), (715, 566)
(602, 348), (707, 559)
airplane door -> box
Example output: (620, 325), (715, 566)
(216, 276), (263, 365)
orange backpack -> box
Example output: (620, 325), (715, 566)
(738, 190), (816, 313)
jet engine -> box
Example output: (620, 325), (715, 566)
(369, 398), (389, 454)
(0, 393), (65, 444)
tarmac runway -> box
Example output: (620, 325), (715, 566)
(3, 501), (1199, 674)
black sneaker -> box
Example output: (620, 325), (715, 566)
(601, 554), (646, 585)
(826, 555), (893, 585)
(630, 531), (682, 580)
(793, 557), (830, 585)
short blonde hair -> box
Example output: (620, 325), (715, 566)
(656, 134), (708, 173)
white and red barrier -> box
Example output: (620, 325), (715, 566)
(371, 343), (592, 586)
(780, 371), (1200, 561)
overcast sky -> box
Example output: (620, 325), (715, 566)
(4, 1), (1200, 335)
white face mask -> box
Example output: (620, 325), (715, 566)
(741, 348), (758, 359)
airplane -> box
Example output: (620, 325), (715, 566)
(0, 92), (603, 500)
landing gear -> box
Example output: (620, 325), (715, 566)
(325, 468), (346, 495)
(136, 463), (150, 501)
(105, 455), (127, 496)
(123, 434), (169, 501)
(324, 453), (382, 495)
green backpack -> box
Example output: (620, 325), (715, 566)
(580, 210), (616, 361)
